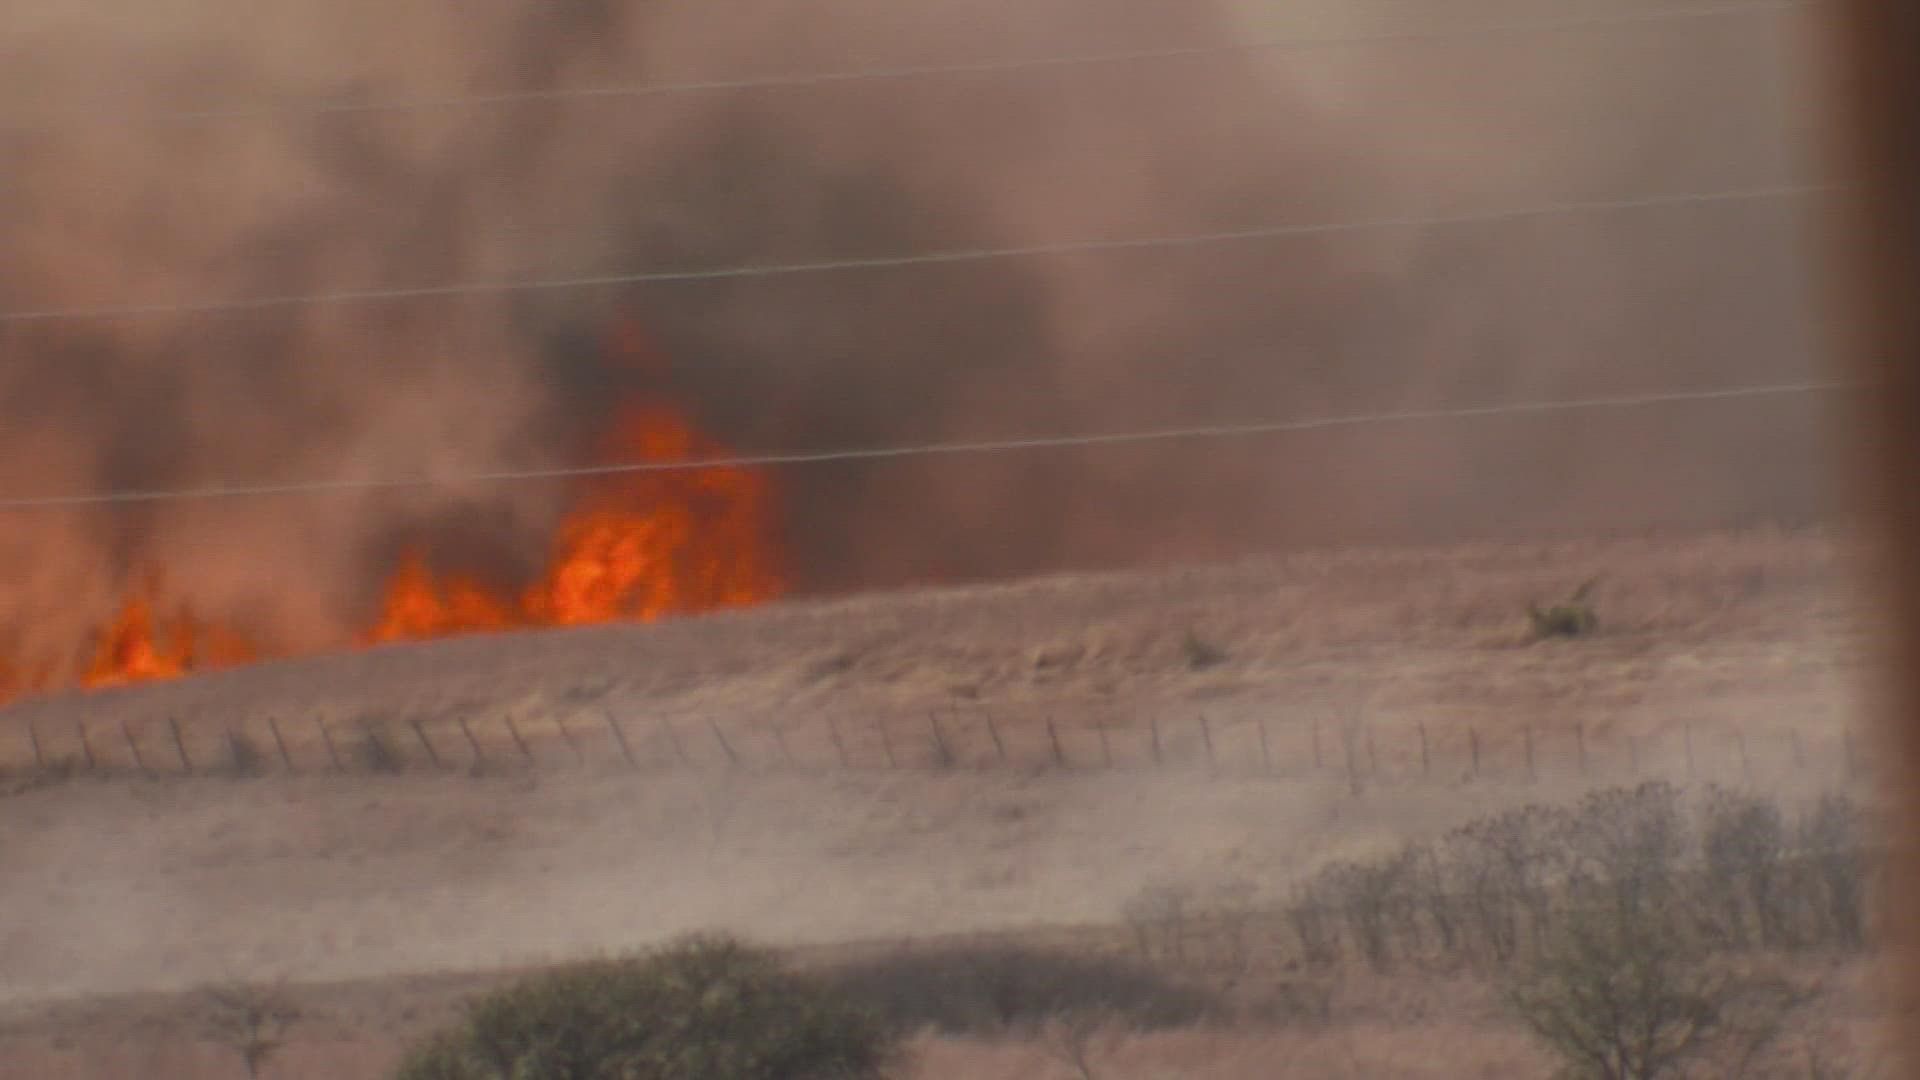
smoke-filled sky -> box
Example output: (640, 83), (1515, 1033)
(0, 0), (1834, 662)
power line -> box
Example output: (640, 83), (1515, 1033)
(0, 183), (1824, 324)
(6, 0), (1807, 130)
(0, 380), (1846, 511)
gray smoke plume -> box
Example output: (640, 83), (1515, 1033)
(0, 0), (1829, 672)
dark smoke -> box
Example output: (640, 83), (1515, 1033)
(0, 0), (1830, 668)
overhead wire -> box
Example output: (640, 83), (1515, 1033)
(0, 0), (1808, 129)
(0, 183), (1825, 324)
(0, 380), (1847, 511)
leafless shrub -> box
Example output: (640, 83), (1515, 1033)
(1286, 880), (1342, 969)
(1699, 786), (1792, 950)
(1442, 804), (1568, 968)
(1201, 878), (1261, 986)
(1560, 781), (1688, 926)
(1122, 883), (1194, 964)
(823, 943), (1214, 1036)
(1247, 973), (1339, 1027)
(1044, 1009), (1122, 1080)
(1318, 848), (1423, 972)
(1797, 794), (1869, 952)
(203, 982), (300, 1079)
(1180, 630), (1229, 671)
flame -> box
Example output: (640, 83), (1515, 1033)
(366, 400), (784, 642)
(79, 573), (260, 690)
(362, 551), (521, 645)
(0, 321), (784, 706)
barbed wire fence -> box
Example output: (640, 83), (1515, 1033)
(4, 693), (1874, 795)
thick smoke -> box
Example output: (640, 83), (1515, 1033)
(0, 0), (1828, 668)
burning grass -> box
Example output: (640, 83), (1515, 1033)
(2, 376), (786, 707)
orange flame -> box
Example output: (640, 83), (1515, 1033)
(366, 400), (784, 642)
(0, 322), (783, 705)
(79, 573), (260, 690)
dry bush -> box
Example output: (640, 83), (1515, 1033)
(203, 982), (300, 1079)
(1559, 782), (1689, 925)
(1318, 849), (1423, 972)
(1440, 805), (1568, 968)
(1528, 578), (1600, 640)
(822, 942), (1216, 1037)
(1699, 786), (1792, 950)
(1285, 879), (1343, 970)
(1181, 631), (1229, 671)
(1797, 794), (1871, 953)
(395, 934), (895, 1080)
(1122, 883), (1193, 964)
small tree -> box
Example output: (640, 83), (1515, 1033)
(392, 935), (895, 1080)
(1505, 899), (1805, 1079)
(203, 982), (300, 1079)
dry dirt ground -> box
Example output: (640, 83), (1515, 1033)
(0, 524), (1891, 1076)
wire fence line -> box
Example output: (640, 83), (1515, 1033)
(3, 694), (1871, 793)
(0, 183), (1823, 326)
(5, 0), (1809, 131)
(0, 380), (1847, 512)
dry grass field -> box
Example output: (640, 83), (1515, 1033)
(0, 524), (1896, 1077)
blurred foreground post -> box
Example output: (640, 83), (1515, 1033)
(1820, 0), (1920, 1051)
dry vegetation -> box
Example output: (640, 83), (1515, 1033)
(0, 526), (1897, 1077)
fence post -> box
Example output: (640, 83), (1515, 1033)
(1418, 719), (1430, 779)
(121, 720), (148, 777)
(827, 713), (850, 768)
(27, 719), (44, 770)
(1469, 726), (1480, 782)
(319, 717), (344, 771)
(709, 720), (739, 769)
(1343, 724), (1361, 797)
(878, 717), (897, 769)
(928, 712), (952, 768)
(664, 718), (692, 768)
(409, 717), (444, 770)
(168, 717), (192, 774)
(1684, 720), (1696, 780)
(773, 721), (796, 767)
(1576, 720), (1587, 776)
(1150, 715), (1164, 765)
(555, 714), (586, 763)
(1630, 735), (1641, 774)
(76, 719), (96, 772)
(458, 714), (486, 767)
(1048, 717), (1067, 769)
(503, 713), (534, 764)
(984, 711), (1006, 764)
(1097, 715), (1113, 768)
(1257, 716), (1273, 774)
(267, 716), (295, 772)
(1311, 717), (1323, 770)
(1199, 714), (1217, 775)
(604, 711), (638, 769)
(1525, 724), (1536, 783)
(1736, 731), (1751, 784)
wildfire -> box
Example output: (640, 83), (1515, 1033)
(0, 325), (786, 704)
(79, 573), (260, 691)
(366, 399), (784, 643)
